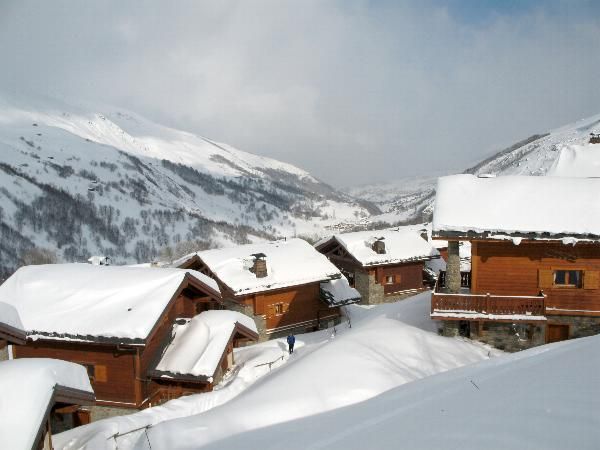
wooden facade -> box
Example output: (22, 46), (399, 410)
(432, 238), (600, 346)
(8, 278), (229, 410)
(177, 257), (340, 337)
(316, 238), (428, 304)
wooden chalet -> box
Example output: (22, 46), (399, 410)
(0, 263), (245, 419)
(147, 311), (258, 404)
(431, 174), (600, 352)
(0, 358), (95, 450)
(173, 238), (360, 339)
(315, 229), (441, 304)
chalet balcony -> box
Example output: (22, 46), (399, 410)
(431, 271), (546, 321)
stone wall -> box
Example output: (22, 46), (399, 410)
(441, 320), (544, 352)
(0, 343), (8, 361)
(89, 405), (133, 422)
(354, 270), (384, 304)
(548, 315), (600, 339)
(470, 321), (545, 352)
(355, 270), (422, 305)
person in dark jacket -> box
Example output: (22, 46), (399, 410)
(286, 334), (296, 354)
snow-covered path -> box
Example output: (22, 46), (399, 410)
(56, 292), (498, 450)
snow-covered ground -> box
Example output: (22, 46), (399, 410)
(56, 292), (498, 450)
(202, 333), (600, 450)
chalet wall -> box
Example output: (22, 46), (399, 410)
(226, 283), (340, 339)
(355, 262), (425, 305)
(473, 241), (600, 316)
(14, 342), (137, 406)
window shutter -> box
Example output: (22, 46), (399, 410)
(584, 271), (600, 290)
(267, 304), (275, 318)
(538, 269), (553, 289)
(283, 302), (290, 313)
(395, 274), (402, 284)
(95, 365), (108, 383)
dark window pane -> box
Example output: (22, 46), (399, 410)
(554, 270), (566, 285)
(569, 271), (581, 287)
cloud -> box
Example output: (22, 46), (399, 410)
(0, 0), (598, 186)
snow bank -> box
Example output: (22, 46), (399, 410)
(54, 293), (496, 450)
(0, 358), (93, 450)
(0, 264), (219, 341)
(319, 278), (361, 306)
(205, 334), (600, 450)
(138, 293), (497, 449)
(154, 311), (258, 380)
(317, 228), (439, 267)
(548, 143), (600, 177)
(176, 239), (342, 295)
(433, 174), (600, 240)
(0, 301), (24, 331)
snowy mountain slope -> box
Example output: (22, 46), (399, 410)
(201, 333), (600, 450)
(348, 113), (600, 226)
(0, 94), (376, 277)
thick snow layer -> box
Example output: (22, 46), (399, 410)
(0, 358), (93, 450)
(548, 143), (600, 177)
(155, 311), (257, 379)
(319, 278), (361, 306)
(203, 334), (600, 450)
(433, 174), (600, 239)
(135, 293), (497, 450)
(54, 292), (497, 450)
(317, 228), (439, 266)
(0, 301), (23, 330)
(176, 239), (342, 295)
(0, 264), (219, 341)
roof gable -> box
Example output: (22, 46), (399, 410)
(316, 229), (439, 267)
(175, 239), (342, 296)
(0, 264), (220, 343)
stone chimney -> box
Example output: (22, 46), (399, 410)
(446, 241), (461, 293)
(372, 238), (386, 255)
(589, 133), (600, 144)
(250, 253), (268, 278)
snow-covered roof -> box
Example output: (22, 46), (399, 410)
(0, 264), (220, 343)
(153, 311), (258, 381)
(548, 144), (600, 177)
(319, 279), (361, 307)
(175, 239), (342, 295)
(433, 174), (600, 241)
(316, 229), (439, 267)
(0, 358), (94, 450)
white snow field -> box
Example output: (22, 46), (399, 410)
(55, 292), (498, 450)
(200, 334), (600, 450)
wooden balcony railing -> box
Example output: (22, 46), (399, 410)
(431, 272), (546, 318)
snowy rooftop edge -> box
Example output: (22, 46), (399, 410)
(432, 174), (600, 240)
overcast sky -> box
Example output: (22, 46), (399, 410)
(1, 1), (599, 187)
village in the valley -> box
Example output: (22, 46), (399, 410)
(1, 2), (600, 450)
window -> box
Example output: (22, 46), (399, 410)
(274, 303), (284, 314)
(80, 363), (95, 381)
(554, 270), (582, 288)
(385, 275), (394, 285)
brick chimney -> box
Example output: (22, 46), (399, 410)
(250, 253), (268, 278)
(372, 238), (386, 255)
